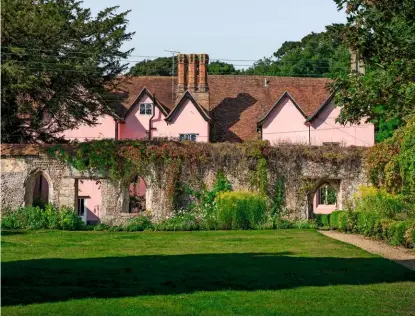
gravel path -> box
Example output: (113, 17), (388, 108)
(319, 230), (415, 271)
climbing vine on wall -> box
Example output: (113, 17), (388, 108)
(47, 139), (366, 210)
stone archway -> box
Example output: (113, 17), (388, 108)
(24, 170), (54, 207)
(307, 179), (340, 218)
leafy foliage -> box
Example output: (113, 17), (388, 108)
(216, 191), (267, 230)
(331, 0), (415, 141)
(128, 57), (175, 76)
(123, 216), (153, 232)
(353, 186), (409, 219)
(325, 210), (414, 249)
(1, 0), (134, 143)
(364, 118), (415, 208)
(270, 176), (285, 217)
(243, 24), (349, 78)
(128, 58), (239, 76)
(1, 204), (84, 230)
(208, 61), (240, 75)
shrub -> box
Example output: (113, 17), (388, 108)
(337, 211), (357, 232)
(216, 191), (267, 230)
(382, 220), (414, 247)
(329, 210), (344, 230)
(155, 212), (202, 231)
(354, 186), (408, 218)
(1, 204), (83, 230)
(273, 218), (293, 229)
(123, 216), (153, 232)
(58, 207), (85, 230)
(355, 212), (382, 236)
(314, 214), (330, 227)
(93, 223), (111, 231)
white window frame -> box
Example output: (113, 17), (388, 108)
(139, 103), (153, 115)
(179, 133), (198, 142)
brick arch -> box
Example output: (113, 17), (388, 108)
(24, 170), (54, 206)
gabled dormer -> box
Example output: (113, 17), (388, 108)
(257, 92), (309, 145)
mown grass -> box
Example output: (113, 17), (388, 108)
(1, 229), (414, 315)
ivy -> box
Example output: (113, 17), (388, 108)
(271, 176), (285, 217)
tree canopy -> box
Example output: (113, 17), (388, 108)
(208, 61), (239, 75)
(128, 58), (239, 76)
(1, 0), (134, 143)
(128, 57), (175, 76)
(331, 0), (415, 141)
(243, 24), (350, 78)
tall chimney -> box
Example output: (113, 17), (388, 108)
(198, 54), (209, 92)
(187, 54), (197, 91)
(177, 54), (186, 92)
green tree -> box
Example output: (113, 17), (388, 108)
(331, 0), (415, 141)
(242, 24), (350, 78)
(208, 61), (239, 75)
(1, 0), (134, 143)
(128, 57), (175, 76)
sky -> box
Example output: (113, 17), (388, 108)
(82, 0), (346, 69)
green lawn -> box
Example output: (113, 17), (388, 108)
(1, 229), (414, 315)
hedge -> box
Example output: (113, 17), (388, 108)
(318, 210), (415, 249)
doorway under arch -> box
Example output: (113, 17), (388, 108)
(25, 171), (52, 208)
(128, 175), (147, 213)
(312, 183), (338, 215)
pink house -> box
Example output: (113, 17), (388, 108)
(57, 53), (374, 221)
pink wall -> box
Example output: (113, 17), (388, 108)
(129, 176), (147, 213)
(153, 99), (209, 142)
(310, 100), (374, 146)
(61, 115), (116, 141)
(78, 179), (102, 223)
(119, 96), (152, 140)
(313, 192), (337, 214)
(129, 177), (146, 197)
(262, 97), (309, 145)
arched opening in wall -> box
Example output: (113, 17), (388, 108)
(129, 176), (146, 213)
(313, 183), (338, 215)
(32, 174), (49, 208)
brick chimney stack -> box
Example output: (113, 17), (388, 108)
(176, 53), (210, 111)
(177, 54), (186, 92)
(187, 54), (197, 91)
(198, 54), (209, 92)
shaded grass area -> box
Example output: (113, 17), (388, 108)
(1, 230), (415, 315)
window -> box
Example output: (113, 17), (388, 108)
(318, 184), (337, 205)
(139, 103), (153, 115)
(322, 142), (340, 147)
(179, 134), (197, 142)
(77, 198), (86, 217)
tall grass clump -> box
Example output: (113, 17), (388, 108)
(216, 191), (267, 229)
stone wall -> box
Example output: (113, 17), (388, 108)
(1, 143), (369, 224)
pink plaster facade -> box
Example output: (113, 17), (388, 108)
(60, 114), (116, 141)
(262, 97), (309, 145)
(261, 97), (374, 147)
(119, 95), (152, 140)
(77, 179), (102, 223)
(309, 100), (374, 146)
(153, 99), (209, 142)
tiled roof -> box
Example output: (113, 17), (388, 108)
(114, 75), (332, 142)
